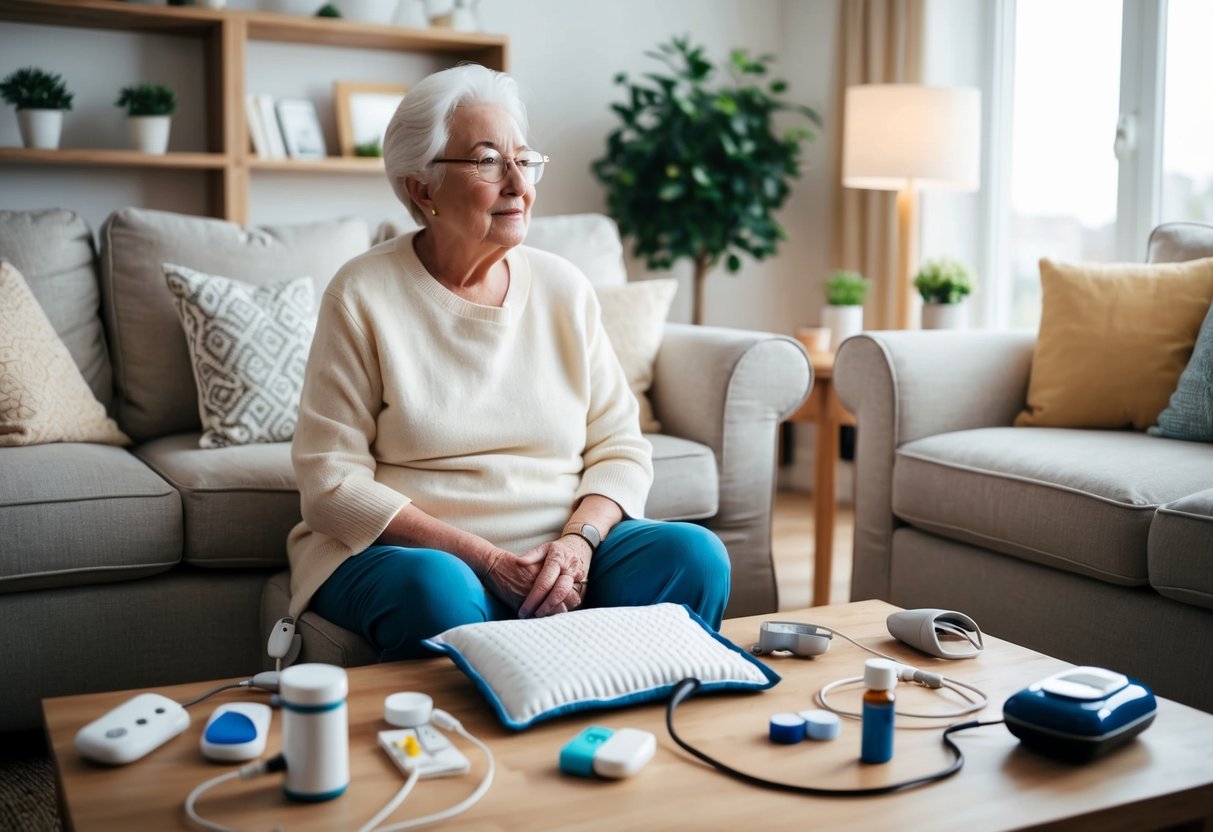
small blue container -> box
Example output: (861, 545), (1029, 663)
(1003, 666), (1156, 763)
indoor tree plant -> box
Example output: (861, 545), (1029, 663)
(115, 83), (177, 155)
(0, 66), (73, 150)
(913, 257), (973, 329)
(593, 36), (821, 325)
(822, 269), (870, 352)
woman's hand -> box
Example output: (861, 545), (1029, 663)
(517, 536), (591, 619)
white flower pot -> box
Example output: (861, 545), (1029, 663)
(921, 302), (968, 330)
(16, 109), (64, 150)
(822, 304), (864, 353)
(128, 115), (172, 155)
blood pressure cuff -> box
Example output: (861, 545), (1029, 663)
(423, 603), (779, 730)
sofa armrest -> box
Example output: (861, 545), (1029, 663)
(651, 323), (811, 616)
(834, 330), (1036, 601)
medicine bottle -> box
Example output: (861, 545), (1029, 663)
(280, 663), (349, 801)
(860, 658), (898, 764)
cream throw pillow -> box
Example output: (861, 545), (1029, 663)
(164, 263), (315, 448)
(1015, 257), (1213, 431)
(0, 261), (129, 447)
(596, 279), (678, 433)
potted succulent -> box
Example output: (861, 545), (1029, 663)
(0, 67), (74, 149)
(914, 257), (974, 329)
(115, 83), (177, 155)
(593, 37), (821, 325)
(822, 269), (870, 352)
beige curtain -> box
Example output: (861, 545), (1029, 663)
(833, 0), (925, 330)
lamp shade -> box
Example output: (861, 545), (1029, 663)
(843, 84), (981, 191)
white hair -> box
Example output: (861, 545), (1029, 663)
(383, 64), (529, 226)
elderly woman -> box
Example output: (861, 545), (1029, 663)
(286, 65), (730, 660)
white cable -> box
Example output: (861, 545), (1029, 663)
(185, 757), (280, 832)
(356, 762), (420, 832)
(373, 710), (495, 832)
(808, 624), (990, 721)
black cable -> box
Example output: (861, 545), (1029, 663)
(665, 678), (1005, 797)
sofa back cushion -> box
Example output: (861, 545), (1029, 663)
(524, 213), (627, 287)
(0, 209), (113, 407)
(1147, 222), (1213, 264)
(100, 208), (370, 441)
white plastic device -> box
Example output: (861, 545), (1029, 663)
(200, 702), (272, 762)
(385, 692), (434, 728)
(75, 692), (190, 765)
(267, 616), (302, 669)
(378, 725), (471, 779)
(592, 728), (656, 778)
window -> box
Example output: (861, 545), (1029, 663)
(1160, 0), (1213, 224)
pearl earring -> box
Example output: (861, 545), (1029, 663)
(430, 207), (438, 217)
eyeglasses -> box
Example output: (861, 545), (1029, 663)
(431, 149), (550, 184)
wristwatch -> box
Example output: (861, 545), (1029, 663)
(564, 523), (602, 552)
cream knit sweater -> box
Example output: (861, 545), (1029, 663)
(286, 232), (653, 618)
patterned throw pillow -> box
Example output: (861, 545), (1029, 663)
(164, 263), (315, 448)
(1150, 300), (1213, 441)
(0, 261), (129, 447)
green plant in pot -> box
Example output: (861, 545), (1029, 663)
(115, 83), (178, 155)
(913, 257), (973, 329)
(0, 66), (73, 150)
(593, 36), (821, 325)
(822, 269), (870, 352)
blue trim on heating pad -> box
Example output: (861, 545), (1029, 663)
(422, 604), (780, 730)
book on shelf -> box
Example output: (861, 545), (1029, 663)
(244, 94), (269, 158)
(256, 94), (288, 159)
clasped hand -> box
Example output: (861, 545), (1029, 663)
(483, 535), (589, 619)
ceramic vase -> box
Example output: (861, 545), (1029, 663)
(921, 302), (968, 330)
(822, 304), (863, 353)
(16, 109), (64, 149)
(128, 115), (171, 155)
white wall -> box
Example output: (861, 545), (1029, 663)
(0, 0), (842, 336)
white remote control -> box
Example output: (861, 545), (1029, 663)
(75, 693), (190, 765)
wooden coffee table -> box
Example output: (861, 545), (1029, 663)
(44, 601), (1213, 831)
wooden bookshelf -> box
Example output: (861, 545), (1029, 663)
(0, 0), (508, 222)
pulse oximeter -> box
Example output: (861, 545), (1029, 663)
(1003, 666), (1156, 763)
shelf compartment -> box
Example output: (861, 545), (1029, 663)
(0, 0), (222, 35)
(248, 156), (385, 174)
(0, 148), (228, 169)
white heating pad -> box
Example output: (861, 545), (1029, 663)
(423, 604), (779, 729)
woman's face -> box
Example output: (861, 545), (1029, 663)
(429, 102), (535, 252)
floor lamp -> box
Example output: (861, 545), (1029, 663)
(842, 84), (981, 329)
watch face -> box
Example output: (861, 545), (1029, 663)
(580, 524), (601, 549)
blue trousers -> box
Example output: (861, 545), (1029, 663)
(310, 519), (731, 661)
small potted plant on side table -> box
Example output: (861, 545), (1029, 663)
(914, 257), (973, 329)
(115, 83), (177, 155)
(822, 269), (870, 352)
(1, 67), (73, 150)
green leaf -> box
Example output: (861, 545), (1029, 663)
(726, 253), (742, 272)
(658, 182), (685, 201)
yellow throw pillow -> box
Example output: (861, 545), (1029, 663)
(596, 279), (678, 434)
(0, 261), (129, 447)
(1015, 256), (1213, 430)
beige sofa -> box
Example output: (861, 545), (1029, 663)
(0, 207), (810, 733)
(835, 222), (1213, 713)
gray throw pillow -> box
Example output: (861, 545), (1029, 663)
(164, 263), (315, 449)
(1150, 299), (1213, 442)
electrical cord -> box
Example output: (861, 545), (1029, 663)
(184, 754), (287, 831)
(371, 709), (495, 832)
(178, 672), (281, 709)
(805, 625), (989, 720)
(356, 762), (421, 832)
(666, 678), (1004, 797)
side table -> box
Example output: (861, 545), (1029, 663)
(788, 344), (856, 606)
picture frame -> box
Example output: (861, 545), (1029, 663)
(334, 81), (409, 158)
(275, 98), (327, 160)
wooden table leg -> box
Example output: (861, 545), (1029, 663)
(812, 394), (839, 607)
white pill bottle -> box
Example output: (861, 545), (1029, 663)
(279, 663), (349, 801)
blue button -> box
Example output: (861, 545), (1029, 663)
(205, 712), (257, 745)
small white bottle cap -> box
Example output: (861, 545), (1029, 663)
(798, 709), (841, 741)
(384, 692), (433, 728)
(279, 663), (348, 706)
(864, 658), (899, 691)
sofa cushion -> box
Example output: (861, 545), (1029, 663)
(0, 262), (128, 447)
(100, 208), (369, 442)
(1149, 488), (1213, 610)
(1147, 222), (1213, 264)
(645, 433), (717, 521)
(0, 208), (112, 406)
(894, 427), (1213, 585)
(133, 434), (298, 569)
(1150, 298), (1213, 442)
(0, 443), (181, 593)
(523, 213), (627, 288)
(598, 279), (678, 434)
